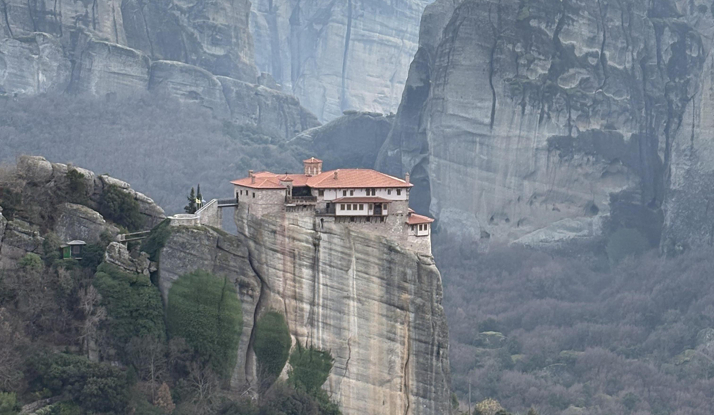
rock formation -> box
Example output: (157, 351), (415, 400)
(0, 1), (318, 140)
(250, 0), (431, 121)
(290, 111), (394, 170)
(154, 200), (452, 414)
(378, 0), (714, 251)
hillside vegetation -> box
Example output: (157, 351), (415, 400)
(441, 246), (714, 415)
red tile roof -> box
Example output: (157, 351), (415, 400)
(332, 197), (392, 203)
(307, 169), (412, 188)
(407, 213), (434, 225)
(231, 169), (411, 189)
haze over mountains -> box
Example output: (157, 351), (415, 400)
(2, 0), (714, 413)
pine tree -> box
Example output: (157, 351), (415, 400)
(196, 184), (203, 209)
(184, 187), (197, 214)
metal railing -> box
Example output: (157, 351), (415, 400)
(216, 198), (239, 207)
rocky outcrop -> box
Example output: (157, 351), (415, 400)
(13, 156), (166, 229)
(291, 111), (393, 170)
(218, 76), (320, 139)
(0, 33), (70, 95)
(1, 1), (318, 140)
(231, 205), (451, 414)
(379, 0), (714, 250)
(0, 219), (43, 268)
(250, 0), (431, 121)
(156, 207), (451, 414)
(104, 241), (153, 276)
(0, 0), (256, 83)
(121, 0), (258, 83)
(68, 37), (150, 97)
(55, 203), (119, 244)
(149, 60), (230, 118)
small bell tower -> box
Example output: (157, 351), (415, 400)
(303, 157), (323, 176)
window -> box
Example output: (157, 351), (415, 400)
(350, 190), (354, 196)
(380, 217), (384, 222)
(350, 217), (355, 222)
(365, 188), (369, 194)
(252, 192), (255, 198)
(388, 189), (392, 195)
(371, 189), (376, 196)
(352, 204), (356, 210)
(366, 217), (370, 222)
(343, 190), (347, 196)
(359, 204), (364, 210)
(397, 189), (401, 196)
(347, 204), (351, 210)
(341, 204), (345, 210)
(319, 190), (324, 196)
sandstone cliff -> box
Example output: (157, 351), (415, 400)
(0, 1), (319, 140)
(155, 204), (452, 414)
(250, 0), (431, 121)
(378, 0), (714, 251)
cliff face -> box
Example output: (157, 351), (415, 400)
(379, 0), (714, 250)
(250, 0), (430, 121)
(0, 0), (319, 140)
(156, 204), (451, 414)
(235, 208), (451, 414)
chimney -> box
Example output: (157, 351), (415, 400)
(333, 170), (338, 180)
(405, 172), (410, 185)
(248, 169), (254, 177)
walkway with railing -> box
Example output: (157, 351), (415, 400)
(217, 198), (239, 207)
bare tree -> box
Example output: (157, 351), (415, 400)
(78, 285), (106, 362)
(187, 361), (219, 414)
(126, 336), (168, 402)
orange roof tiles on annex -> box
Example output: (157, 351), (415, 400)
(307, 169), (412, 188)
(407, 213), (435, 225)
(232, 169), (412, 189)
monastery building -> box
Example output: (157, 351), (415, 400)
(231, 157), (434, 255)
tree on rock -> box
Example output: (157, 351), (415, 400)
(166, 270), (242, 378)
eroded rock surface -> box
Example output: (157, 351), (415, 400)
(231, 205), (451, 414)
(55, 203), (119, 244)
(157, 226), (261, 390)
(251, 0), (431, 121)
(379, 0), (714, 251)
(291, 111), (393, 170)
(1, 1), (317, 140)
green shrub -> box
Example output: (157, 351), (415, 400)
(253, 312), (291, 384)
(94, 263), (166, 348)
(0, 392), (18, 415)
(19, 253), (44, 272)
(65, 170), (88, 205)
(79, 244), (105, 270)
(606, 228), (650, 264)
(287, 342), (334, 395)
(27, 353), (129, 414)
(166, 270), (242, 377)
(47, 402), (82, 415)
(41, 232), (62, 267)
(99, 184), (144, 231)
(140, 219), (172, 263)
(0, 188), (21, 220)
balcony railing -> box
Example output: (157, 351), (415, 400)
(287, 195), (317, 204)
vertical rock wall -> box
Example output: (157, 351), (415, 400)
(250, 0), (431, 121)
(379, 0), (714, 250)
(233, 207), (451, 414)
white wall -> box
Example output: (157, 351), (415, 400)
(317, 187), (409, 202)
